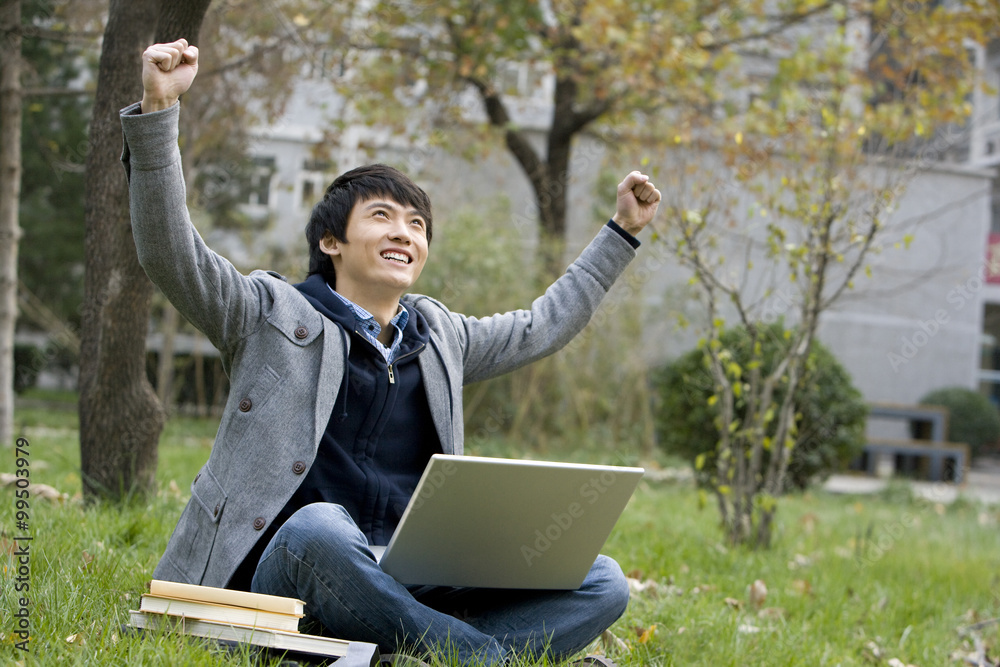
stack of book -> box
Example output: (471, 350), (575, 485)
(128, 579), (376, 663)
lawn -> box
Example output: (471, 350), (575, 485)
(3, 400), (999, 666)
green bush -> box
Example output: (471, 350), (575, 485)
(917, 387), (1000, 457)
(652, 323), (868, 491)
(14, 343), (46, 394)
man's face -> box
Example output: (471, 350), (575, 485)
(320, 197), (429, 299)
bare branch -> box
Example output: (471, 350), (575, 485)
(18, 25), (103, 43)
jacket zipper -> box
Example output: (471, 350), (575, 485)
(388, 344), (425, 385)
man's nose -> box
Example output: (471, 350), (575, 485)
(387, 217), (411, 242)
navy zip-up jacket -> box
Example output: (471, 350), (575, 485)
(229, 276), (440, 590)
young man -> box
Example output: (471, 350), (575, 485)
(123, 39), (661, 665)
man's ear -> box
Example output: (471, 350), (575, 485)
(319, 233), (341, 258)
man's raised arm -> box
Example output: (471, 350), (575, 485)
(123, 39), (270, 351)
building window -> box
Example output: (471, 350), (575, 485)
(244, 156), (276, 207)
(298, 159), (333, 212)
(495, 61), (551, 100)
(992, 178), (1000, 235)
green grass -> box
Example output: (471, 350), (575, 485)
(3, 400), (1000, 665)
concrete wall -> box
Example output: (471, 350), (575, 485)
(817, 164), (994, 404)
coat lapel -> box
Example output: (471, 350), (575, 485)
(315, 318), (348, 448)
(419, 337), (457, 455)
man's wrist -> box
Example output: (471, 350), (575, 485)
(606, 219), (641, 249)
(140, 94), (178, 113)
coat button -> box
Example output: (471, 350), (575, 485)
(253, 517), (266, 530)
(239, 398), (252, 412)
(213, 503), (220, 517)
(294, 326), (308, 340)
(292, 461), (306, 475)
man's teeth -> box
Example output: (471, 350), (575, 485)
(381, 251), (410, 264)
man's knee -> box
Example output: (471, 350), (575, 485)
(272, 503), (366, 560)
(590, 555), (630, 618)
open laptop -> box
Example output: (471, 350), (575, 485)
(370, 454), (644, 590)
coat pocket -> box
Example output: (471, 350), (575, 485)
(156, 465), (227, 584)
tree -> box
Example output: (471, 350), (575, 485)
(345, 0), (840, 271)
(0, 0), (23, 449)
(653, 321), (867, 491)
(19, 0), (101, 332)
(655, 0), (998, 547)
(79, 0), (211, 502)
(79, 0), (337, 499)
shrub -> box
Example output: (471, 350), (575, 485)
(652, 323), (868, 491)
(917, 387), (1000, 457)
(13, 344), (46, 394)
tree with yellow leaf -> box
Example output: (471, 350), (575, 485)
(343, 0), (848, 271)
(654, 0), (998, 547)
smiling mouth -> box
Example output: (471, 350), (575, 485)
(381, 251), (411, 264)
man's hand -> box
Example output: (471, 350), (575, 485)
(611, 171), (661, 237)
(141, 39), (199, 113)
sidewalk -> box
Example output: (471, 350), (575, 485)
(822, 458), (1000, 505)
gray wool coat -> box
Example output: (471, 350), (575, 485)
(120, 102), (639, 589)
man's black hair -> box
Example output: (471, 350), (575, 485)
(305, 163), (433, 287)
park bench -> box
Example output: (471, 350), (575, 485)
(849, 402), (969, 483)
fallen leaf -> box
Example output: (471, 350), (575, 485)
(0, 474), (69, 502)
(627, 577), (674, 598)
(791, 579), (812, 596)
(864, 639), (884, 660)
(758, 607), (786, 620)
(724, 597), (743, 611)
(788, 554), (812, 570)
(637, 624), (658, 644)
(748, 579), (767, 609)
(600, 629), (628, 653)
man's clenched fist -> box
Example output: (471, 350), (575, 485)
(141, 39), (199, 113)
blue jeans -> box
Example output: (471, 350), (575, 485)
(250, 503), (630, 664)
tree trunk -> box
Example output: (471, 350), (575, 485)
(0, 0), (23, 449)
(79, 0), (212, 502)
(155, 302), (179, 411)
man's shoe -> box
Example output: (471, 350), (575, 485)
(569, 656), (618, 667)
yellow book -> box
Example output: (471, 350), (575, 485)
(140, 594), (301, 633)
(148, 579), (305, 617)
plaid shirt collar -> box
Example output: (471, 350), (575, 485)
(327, 286), (408, 363)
